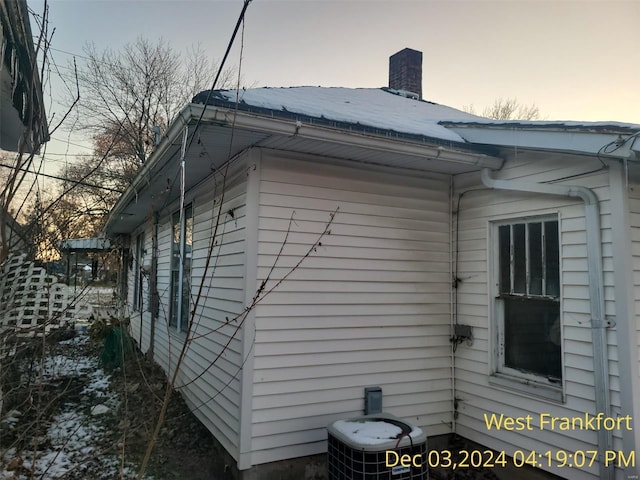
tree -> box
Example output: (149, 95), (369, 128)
(464, 98), (542, 121)
(45, 38), (237, 243)
(71, 38), (234, 183)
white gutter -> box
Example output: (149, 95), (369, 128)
(186, 103), (503, 169)
(105, 104), (503, 234)
(481, 168), (613, 480)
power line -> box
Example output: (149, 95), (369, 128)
(42, 152), (94, 157)
(0, 163), (123, 193)
(47, 46), (122, 70)
(153, 0), (253, 215)
(49, 136), (93, 151)
(48, 46), (91, 60)
(186, 0), (253, 153)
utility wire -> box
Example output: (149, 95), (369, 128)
(47, 46), (122, 70)
(185, 0), (252, 153)
(150, 0), (253, 220)
(39, 152), (94, 158)
(48, 136), (93, 151)
(0, 163), (124, 193)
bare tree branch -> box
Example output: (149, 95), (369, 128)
(463, 97), (542, 121)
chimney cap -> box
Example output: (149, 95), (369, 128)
(390, 47), (423, 58)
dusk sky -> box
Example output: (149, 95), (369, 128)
(29, 0), (640, 161)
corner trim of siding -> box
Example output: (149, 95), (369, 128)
(608, 161), (640, 467)
(238, 147), (261, 470)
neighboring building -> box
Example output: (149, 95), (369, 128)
(1, 0), (48, 268)
(0, 0), (48, 152)
(0, 207), (27, 256)
(104, 81), (640, 480)
(58, 237), (112, 285)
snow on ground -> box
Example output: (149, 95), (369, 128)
(21, 402), (124, 479)
(1, 332), (150, 480)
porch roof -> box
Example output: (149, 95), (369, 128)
(59, 237), (112, 253)
(441, 119), (640, 159)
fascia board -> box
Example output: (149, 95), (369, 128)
(188, 104), (503, 169)
(103, 104), (192, 235)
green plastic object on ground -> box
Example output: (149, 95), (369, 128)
(100, 327), (132, 369)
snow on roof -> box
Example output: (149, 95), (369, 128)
(195, 87), (485, 143)
(440, 118), (640, 132)
(59, 237), (112, 251)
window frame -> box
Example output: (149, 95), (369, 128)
(489, 214), (564, 402)
(133, 232), (145, 311)
(169, 203), (193, 334)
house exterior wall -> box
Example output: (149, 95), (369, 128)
(630, 184), (640, 372)
(621, 173), (640, 466)
(633, 189), (640, 372)
(123, 144), (639, 477)
(0, 0), (48, 152)
(0, 211), (27, 256)
(248, 150), (453, 466)
(453, 152), (623, 480)
(125, 155), (252, 460)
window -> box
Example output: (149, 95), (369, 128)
(169, 204), (193, 333)
(493, 217), (562, 391)
(133, 232), (145, 311)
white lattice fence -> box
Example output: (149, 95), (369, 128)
(0, 254), (95, 336)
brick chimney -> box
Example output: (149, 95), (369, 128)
(389, 48), (422, 99)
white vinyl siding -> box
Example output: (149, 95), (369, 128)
(628, 187), (640, 379)
(129, 159), (250, 460)
(249, 152), (453, 465)
(453, 153), (619, 480)
(620, 178), (640, 468)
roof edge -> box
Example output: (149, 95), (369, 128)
(440, 120), (640, 134)
(191, 88), (490, 153)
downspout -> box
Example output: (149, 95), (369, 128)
(176, 127), (188, 333)
(449, 175), (457, 433)
(480, 168), (613, 480)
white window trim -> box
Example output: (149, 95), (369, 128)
(133, 232), (145, 312)
(488, 214), (565, 403)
